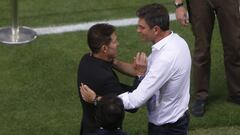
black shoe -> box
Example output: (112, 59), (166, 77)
(228, 96), (240, 105)
(191, 100), (206, 117)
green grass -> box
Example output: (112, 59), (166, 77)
(0, 33), (84, 135)
(0, 0), (240, 135)
(190, 126), (240, 135)
(0, 0), (174, 27)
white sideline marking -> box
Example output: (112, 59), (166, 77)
(34, 13), (176, 35)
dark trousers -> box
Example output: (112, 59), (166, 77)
(148, 111), (190, 135)
(190, 0), (240, 100)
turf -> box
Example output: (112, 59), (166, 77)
(0, 0), (240, 135)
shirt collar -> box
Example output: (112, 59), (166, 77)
(152, 31), (173, 51)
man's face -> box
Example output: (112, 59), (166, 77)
(137, 18), (155, 42)
(106, 32), (119, 59)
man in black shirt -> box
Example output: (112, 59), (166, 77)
(77, 23), (147, 135)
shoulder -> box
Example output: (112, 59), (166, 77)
(79, 53), (92, 64)
(170, 33), (188, 48)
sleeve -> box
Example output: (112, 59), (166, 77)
(118, 52), (176, 109)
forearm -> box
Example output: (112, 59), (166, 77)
(113, 59), (137, 77)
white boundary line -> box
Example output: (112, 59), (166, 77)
(32, 13), (176, 35)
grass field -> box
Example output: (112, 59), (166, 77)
(1, 0), (240, 135)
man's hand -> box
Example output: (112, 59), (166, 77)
(80, 83), (96, 103)
(134, 52), (147, 76)
(175, 6), (189, 26)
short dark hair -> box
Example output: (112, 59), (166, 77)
(136, 3), (169, 31)
(96, 95), (125, 130)
(87, 23), (115, 53)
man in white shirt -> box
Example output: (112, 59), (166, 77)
(80, 3), (191, 135)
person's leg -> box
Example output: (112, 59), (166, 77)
(213, 0), (240, 104)
(191, 0), (216, 102)
(190, 0), (216, 117)
(148, 111), (190, 135)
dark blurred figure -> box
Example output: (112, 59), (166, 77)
(175, 0), (240, 117)
(92, 95), (128, 135)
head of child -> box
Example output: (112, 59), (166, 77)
(96, 95), (125, 130)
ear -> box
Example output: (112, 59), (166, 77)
(153, 26), (161, 34)
(101, 44), (108, 53)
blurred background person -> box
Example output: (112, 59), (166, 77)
(175, 0), (240, 117)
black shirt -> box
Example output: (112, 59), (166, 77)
(77, 53), (137, 135)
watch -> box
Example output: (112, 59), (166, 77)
(93, 95), (99, 106)
(175, 2), (184, 8)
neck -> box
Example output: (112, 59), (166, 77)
(92, 53), (112, 62)
(152, 30), (171, 44)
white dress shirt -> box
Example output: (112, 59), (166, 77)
(118, 32), (191, 125)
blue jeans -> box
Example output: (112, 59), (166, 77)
(148, 110), (190, 135)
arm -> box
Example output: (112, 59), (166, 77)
(113, 52), (147, 77)
(81, 52), (175, 110)
(113, 59), (135, 77)
(175, 0), (189, 26)
(80, 83), (100, 104)
(118, 51), (175, 109)
(80, 83), (138, 112)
